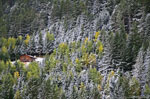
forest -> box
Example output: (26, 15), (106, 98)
(0, 0), (150, 99)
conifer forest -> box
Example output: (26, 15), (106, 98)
(0, 0), (150, 99)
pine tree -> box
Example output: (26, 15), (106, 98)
(111, 27), (126, 70)
(24, 78), (41, 99)
(0, 73), (14, 99)
(45, 32), (54, 54)
(144, 47), (150, 86)
(0, 0), (3, 17)
(133, 47), (144, 78)
(138, 0), (150, 13)
(60, 0), (65, 18)
(133, 47), (146, 95)
(37, 32), (44, 55)
(64, 0), (71, 16)
(145, 14), (150, 39)
(124, 22), (142, 71)
(29, 33), (37, 55)
(51, 0), (61, 19)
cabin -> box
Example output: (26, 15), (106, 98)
(20, 54), (36, 62)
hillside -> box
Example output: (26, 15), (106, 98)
(0, 0), (150, 98)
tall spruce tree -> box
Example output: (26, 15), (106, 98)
(124, 22), (142, 71)
(29, 33), (37, 55)
(144, 46), (150, 86)
(38, 32), (44, 55)
(111, 23), (126, 70)
(45, 32), (54, 54)
(133, 47), (145, 86)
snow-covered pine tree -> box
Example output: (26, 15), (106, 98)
(144, 46), (150, 86)
(99, 31), (113, 73)
(28, 33), (37, 55)
(14, 36), (23, 58)
(111, 28), (126, 70)
(124, 22), (142, 71)
(45, 32), (54, 54)
(36, 32), (44, 55)
(133, 46), (145, 95)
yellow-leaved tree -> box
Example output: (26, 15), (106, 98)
(0, 46), (9, 61)
(7, 37), (16, 49)
(96, 40), (104, 54)
(24, 34), (30, 46)
(94, 31), (100, 41)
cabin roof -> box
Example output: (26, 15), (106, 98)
(20, 54), (36, 59)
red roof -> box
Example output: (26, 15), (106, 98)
(20, 55), (36, 62)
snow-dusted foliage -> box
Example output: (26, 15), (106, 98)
(0, 0), (150, 98)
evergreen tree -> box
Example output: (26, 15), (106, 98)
(60, 0), (65, 18)
(37, 32), (44, 55)
(24, 78), (41, 99)
(133, 47), (146, 95)
(124, 22), (142, 71)
(145, 14), (150, 39)
(138, 0), (150, 13)
(0, 0), (2, 16)
(144, 47), (150, 86)
(29, 33), (37, 55)
(133, 47), (145, 79)
(0, 73), (14, 99)
(14, 36), (22, 58)
(45, 32), (54, 54)
(51, 0), (61, 19)
(111, 28), (126, 70)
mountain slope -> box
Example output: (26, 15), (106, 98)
(0, 0), (150, 98)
